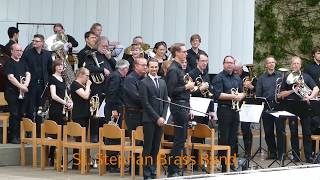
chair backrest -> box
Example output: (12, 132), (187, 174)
(163, 124), (175, 136)
(41, 120), (62, 139)
(63, 122), (85, 142)
(187, 124), (214, 144)
(100, 124), (123, 139)
(0, 92), (8, 106)
(132, 126), (144, 142)
(21, 118), (36, 139)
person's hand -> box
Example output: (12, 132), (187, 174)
(185, 81), (195, 91)
(199, 82), (209, 92)
(86, 79), (92, 87)
(20, 85), (28, 93)
(104, 68), (111, 76)
(67, 43), (72, 48)
(157, 117), (165, 127)
(104, 49), (112, 59)
(189, 111), (194, 120)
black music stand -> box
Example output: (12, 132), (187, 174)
(267, 113), (303, 167)
(241, 97), (269, 169)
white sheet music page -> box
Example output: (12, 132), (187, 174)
(270, 111), (296, 118)
(239, 104), (264, 123)
(96, 99), (106, 117)
(190, 97), (211, 117)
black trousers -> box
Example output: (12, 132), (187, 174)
(125, 109), (142, 136)
(283, 100), (312, 159)
(240, 122), (252, 156)
(262, 111), (285, 156)
(143, 122), (163, 178)
(168, 101), (189, 175)
(7, 96), (25, 140)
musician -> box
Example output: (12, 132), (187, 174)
(78, 31), (97, 68)
(304, 46), (320, 87)
(256, 56), (284, 159)
(126, 43), (146, 73)
(212, 55), (245, 172)
(22, 34), (53, 137)
(104, 59), (130, 126)
(186, 34), (207, 73)
(4, 27), (19, 57)
(122, 36), (149, 60)
(153, 41), (168, 77)
(139, 59), (169, 179)
(48, 59), (73, 165)
(123, 58), (147, 135)
(4, 43), (30, 144)
(90, 23), (103, 37)
(53, 23), (78, 54)
(279, 56), (319, 163)
(233, 61), (254, 158)
(165, 43), (195, 177)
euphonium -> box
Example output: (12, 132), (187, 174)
(90, 51), (105, 84)
(275, 68), (289, 103)
(243, 64), (255, 97)
(195, 75), (213, 97)
(231, 88), (240, 111)
(183, 73), (198, 92)
(287, 71), (312, 98)
(89, 94), (100, 117)
(18, 76), (26, 99)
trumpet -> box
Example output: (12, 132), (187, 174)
(183, 73), (198, 92)
(195, 75), (213, 97)
(90, 94), (100, 117)
(231, 88), (240, 111)
(108, 110), (120, 127)
(18, 76), (26, 99)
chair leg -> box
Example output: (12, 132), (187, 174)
(80, 148), (86, 175)
(98, 149), (105, 176)
(131, 152), (135, 178)
(139, 153), (143, 176)
(33, 142), (37, 168)
(210, 150), (214, 174)
(120, 151), (124, 177)
(86, 149), (90, 173)
(3, 120), (7, 144)
(316, 140), (319, 154)
(20, 143), (26, 166)
(156, 153), (162, 178)
(41, 145), (46, 170)
(226, 149), (231, 172)
(56, 145), (61, 172)
(63, 148), (68, 172)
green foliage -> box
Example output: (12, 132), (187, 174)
(254, 0), (320, 75)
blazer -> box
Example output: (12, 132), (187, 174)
(139, 76), (169, 123)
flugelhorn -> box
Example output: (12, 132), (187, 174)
(195, 75), (213, 97)
(231, 88), (240, 111)
(90, 94), (100, 117)
(62, 89), (70, 120)
(18, 76), (26, 99)
(183, 73), (198, 92)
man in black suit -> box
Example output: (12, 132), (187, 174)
(139, 58), (169, 179)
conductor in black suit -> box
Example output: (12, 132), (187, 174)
(139, 58), (169, 179)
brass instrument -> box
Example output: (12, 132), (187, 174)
(108, 111), (120, 127)
(195, 75), (213, 97)
(125, 43), (151, 57)
(231, 88), (240, 111)
(62, 89), (70, 120)
(89, 94), (100, 117)
(45, 33), (75, 89)
(183, 73), (198, 92)
(37, 82), (50, 118)
(275, 68), (289, 103)
(243, 64), (255, 97)
(286, 71), (312, 98)
(18, 76), (26, 99)
(90, 51), (105, 84)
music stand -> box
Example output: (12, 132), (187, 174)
(267, 112), (303, 167)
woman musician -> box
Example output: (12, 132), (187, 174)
(48, 59), (73, 166)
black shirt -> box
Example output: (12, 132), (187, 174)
(280, 72), (317, 101)
(49, 75), (66, 116)
(4, 58), (29, 97)
(123, 71), (144, 109)
(212, 70), (243, 106)
(71, 81), (90, 119)
(165, 60), (190, 102)
(4, 39), (15, 56)
(78, 45), (92, 67)
(105, 70), (125, 110)
(66, 34), (78, 53)
(304, 61), (320, 87)
(186, 48), (207, 73)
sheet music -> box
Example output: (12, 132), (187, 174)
(270, 111), (296, 118)
(190, 97), (211, 117)
(97, 99), (106, 117)
(239, 104), (264, 123)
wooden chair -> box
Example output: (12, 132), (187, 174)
(0, 92), (9, 144)
(186, 124), (231, 173)
(62, 122), (98, 174)
(20, 118), (40, 168)
(312, 135), (320, 154)
(40, 120), (62, 171)
(131, 126), (144, 178)
(98, 124), (131, 177)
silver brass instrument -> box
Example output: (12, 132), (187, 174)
(62, 89), (70, 120)
(195, 75), (213, 97)
(18, 76), (26, 99)
(108, 111), (120, 127)
(45, 33), (75, 89)
(243, 64), (256, 97)
(231, 88), (240, 111)
(183, 73), (198, 92)
(286, 71), (312, 98)
(275, 68), (289, 103)
(90, 51), (105, 84)
(89, 94), (100, 117)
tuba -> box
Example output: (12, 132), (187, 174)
(243, 64), (255, 97)
(183, 73), (198, 92)
(89, 94), (100, 117)
(18, 76), (26, 99)
(45, 33), (75, 89)
(275, 68), (289, 103)
(90, 51), (105, 84)
(195, 75), (213, 97)
(231, 88), (240, 111)
(286, 71), (312, 98)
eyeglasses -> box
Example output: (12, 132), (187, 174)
(137, 63), (148, 67)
